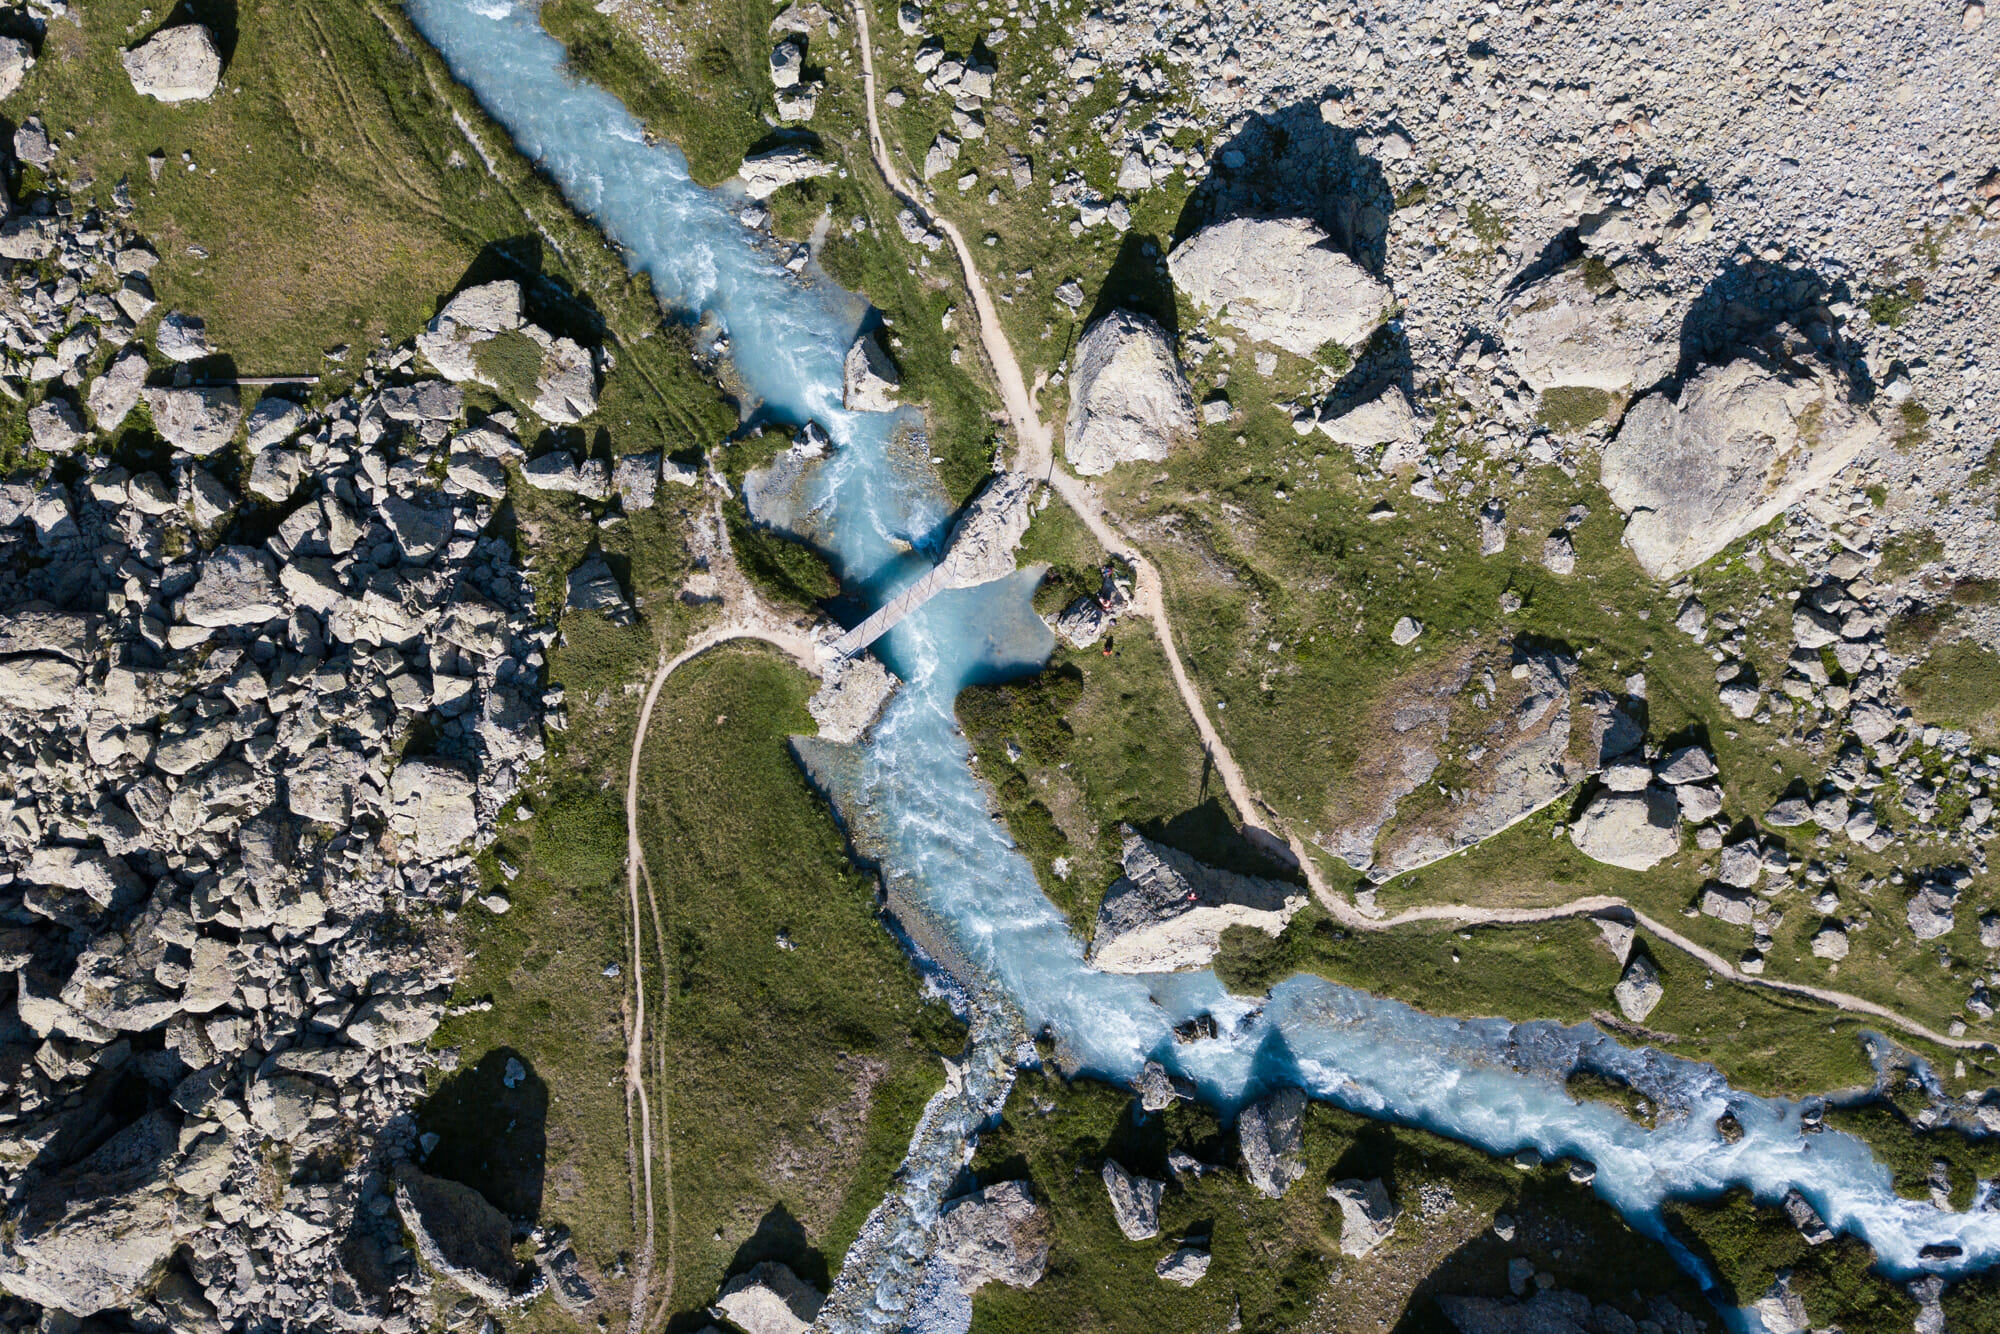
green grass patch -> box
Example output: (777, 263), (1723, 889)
(1580, 255), (1618, 295)
(1866, 279), (1926, 329)
(1823, 1100), (2000, 1211)
(1903, 639), (2000, 735)
(1898, 398), (1933, 448)
(634, 644), (964, 1315)
(1663, 1188), (1914, 1331)
(530, 789), (628, 891)
(541, 0), (772, 186)
(1535, 385), (1612, 434)
(1881, 529), (1945, 577)
(474, 328), (548, 409)
(726, 498), (842, 610)
(1565, 1069), (1657, 1129)
(1465, 199), (1511, 248)
(1214, 911), (1879, 1099)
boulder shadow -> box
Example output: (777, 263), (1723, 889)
(1083, 231), (1179, 339)
(1384, 1176), (1717, 1334)
(1674, 261), (1869, 401)
(727, 1201), (830, 1294)
(164, 0), (239, 69)
(414, 1046), (548, 1221)
(1171, 104), (1396, 279)
(1136, 797), (1305, 887)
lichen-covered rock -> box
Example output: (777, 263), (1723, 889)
(1088, 827), (1302, 973)
(1601, 329), (1881, 578)
(808, 651), (897, 744)
(388, 758), (477, 858)
(530, 328), (599, 424)
(180, 545), (282, 628)
(1500, 264), (1679, 395)
(394, 1164), (537, 1306)
(1328, 1178), (1398, 1257)
(418, 280), (524, 382)
(714, 1261), (824, 1334)
(87, 347), (149, 432)
(1101, 1160), (1163, 1240)
(121, 24), (222, 103)
(933, 1180), (1051, 1290)
(1063, 309), (1196, 475)
(28, 399), (85, 454)
(0, 1113), (191, 1316)
(1155, 1246), (1211, 1285)
(0, 36), (33, 99)
(1570, 786), (1681, 871)
(1238, 1088), (1306, 1199)
(144, 386), (241, 457)
(738, 146), (835, 200)
(1168, 217), (1390, 356)
(843, 331), (901, 412)
(1613, 953), (1664, 1021)
(940, 471), (1036, 589)
(1319, 384), (1420, 451)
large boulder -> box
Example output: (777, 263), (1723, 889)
(121, 24), (222, 103)
(1088, 827), (1302, 973)
(87, 347), (150, 432)
(1318, 384), (1419, 452)
(181, 546), (282, 628)
(0, 1113), (190, 1316)
(940, 470), (1036, 589)
(0, 36), (32, 99)
(144, 386), (241, 456)
(1500, 265), (1679, 396)
(388, 758), (477, 858)
(28, 399), (85, 454)
(394, 1164), (535, 1306)
(738, 146), (835, 200)
(529, 328), (599, 423)
(843, 331), (900, 412)
(1612, 953), (1664, 1022)
(714, 1262), (824, 1334)
(0, 655), (82, 711)
(1238, 1088), (1306, 1199)
(1063, 309), (1196, 475)
(1328, 1178), (1398, 1257)
(807, 651), (897, 744)
(1570, 787), (1681, 872)
(1600, 330), (1882, 578)
(1322, 640), (1584, 882)
(932, 1180), (1051, 1290)
(1167, 217), (1390, 357)
(1100, 1160), (1163, 1241)
(417, 280), (524, 383)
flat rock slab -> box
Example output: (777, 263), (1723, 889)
(1168, 216), (1389, 356)
(1089, 826), (1302, 973)
(1570, 786), (1680, 872)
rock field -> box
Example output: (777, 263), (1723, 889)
(0, 178), (625, 1327)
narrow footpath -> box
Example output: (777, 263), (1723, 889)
(621, 502), (825, 1333)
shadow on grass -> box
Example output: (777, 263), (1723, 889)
(414, 1046), (549, 1221)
